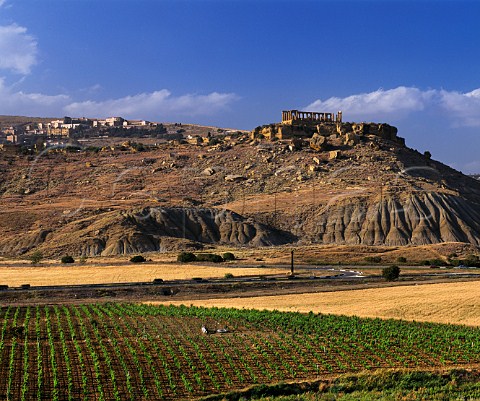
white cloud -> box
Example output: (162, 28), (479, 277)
(79, 83), (102, 94)
(0, 24), (38, 74)
(64, 90), (239, 120)
(306, 86), (480, 127)
(0, 80), (238, 121)
(438, 89), (480, 127)
(0, 77), (69, 116)
(306, 87), (436, 121)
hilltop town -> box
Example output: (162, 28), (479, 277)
(0, 115), (245, 149)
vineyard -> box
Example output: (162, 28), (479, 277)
(0, 303), (480, 400)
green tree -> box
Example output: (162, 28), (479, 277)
(196, 253), (223, 263)
(382, 265), (401, 281)
(130, 255), (146, 263)
(222, 252), (235, 261)
(30, 250), (43, 265)
(61, 255), (75, 264)
(177, 252), (197, 263)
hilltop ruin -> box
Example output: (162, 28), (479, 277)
(251, 110), (404, 147)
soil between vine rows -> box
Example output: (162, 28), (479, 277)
(0, 303), (479, 400)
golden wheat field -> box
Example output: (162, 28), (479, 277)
(0, 263), (287, 287)
(158, 280), (480, 327)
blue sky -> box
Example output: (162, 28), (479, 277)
(1, 0), (480, 172)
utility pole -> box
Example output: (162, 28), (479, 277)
(241, 188), (246, 216)
(312, 180), (316, 208)
(273, 190), (277, 227)
(290, 249), (294, 275)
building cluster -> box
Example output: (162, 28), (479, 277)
(0, 116), (159, 146)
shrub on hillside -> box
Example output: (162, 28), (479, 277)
(130, 142), (146, 152)
(61, 255), (75, 264)
(397, 256), (407, 263)
(196, 253), (224, 263)
(449, 259), (461, 267)
(464, 254), (480, 267)
(429, 258), (448, 267)
(222, 252), (235, 261)
(130, 255), (146, 263)
(177, 252), (197, 263)
(30, 250), (43, 265)
(382, 265), (400, 281)
(364, 256), (382, 264)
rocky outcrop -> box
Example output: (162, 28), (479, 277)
(252, 120), (405, 147)
(299, 192), (480, 246)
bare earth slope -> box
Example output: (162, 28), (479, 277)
(299, 192), (480, 245)
(20, 207), (292, 257)
(1, 120), (480, 256)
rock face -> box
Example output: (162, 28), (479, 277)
(299, 192), (480, 246)
(6, 207), (293, 257)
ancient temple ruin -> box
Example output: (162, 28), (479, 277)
(251, 110), (402, 146)
(281, 110), (342, 125)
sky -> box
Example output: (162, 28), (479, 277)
(0, 0), (480, 172)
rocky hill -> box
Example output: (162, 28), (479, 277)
(0, 117), (479, 257)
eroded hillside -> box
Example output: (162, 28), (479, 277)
(1, 124), (479, 256)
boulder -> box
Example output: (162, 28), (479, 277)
(310, 133), (328, 151)
(224, 174), (245, 182)
(316, 123), (336, 136)
(336, 122), (352, 135)
(260, 126), (276, 140)
(344, 132), (360, 146)
(329, 150), (340, 160)
(290, 138), (305, 150)
(378, 124), (398, 141)
(352, 123), (366, 135)
(202, 167), (216, 176)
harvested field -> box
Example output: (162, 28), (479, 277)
(0, 263), (286, 287)
(158, 280), (480, 327)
